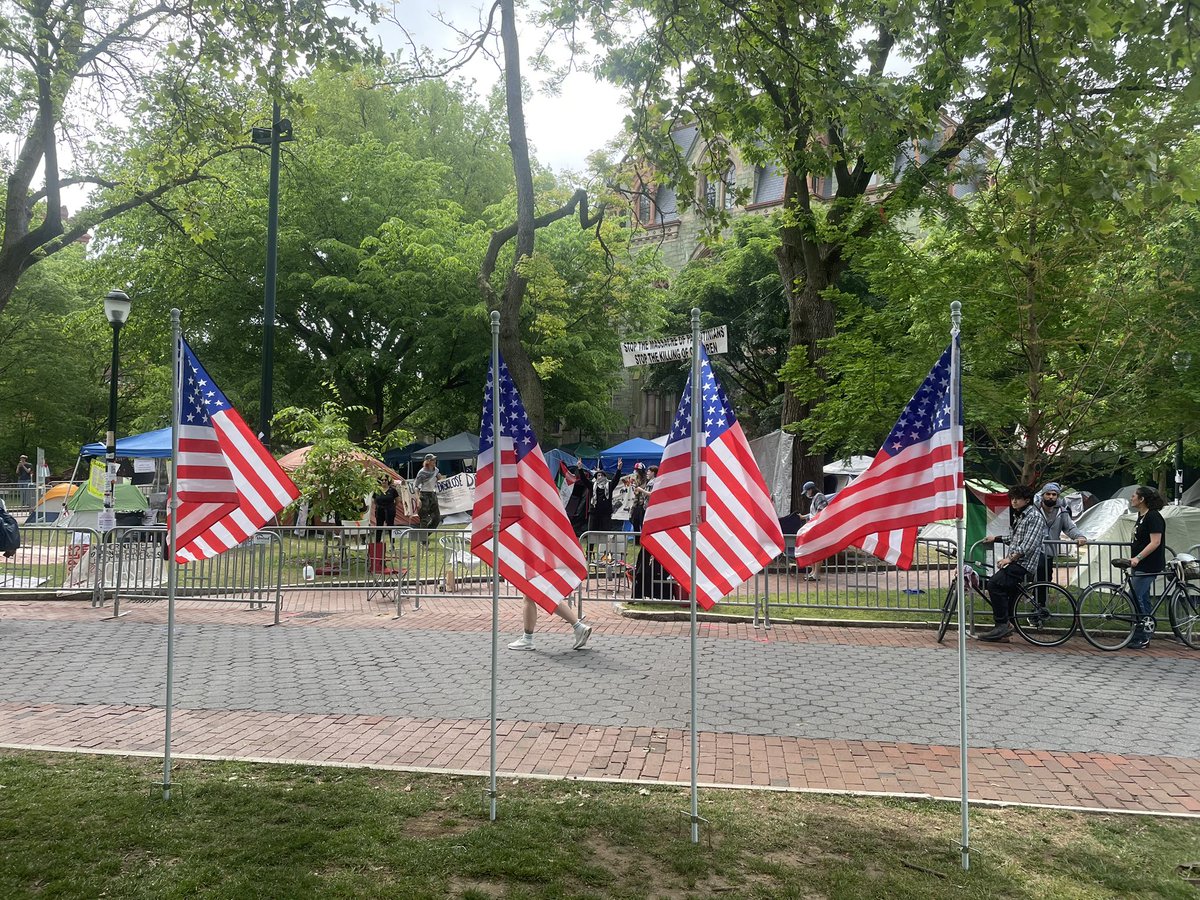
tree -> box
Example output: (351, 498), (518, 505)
(567, 0), (1199, 506)
(0, 0), (376, 316)
(792, 133), (1200, 485)
(272, 393), (403, 524)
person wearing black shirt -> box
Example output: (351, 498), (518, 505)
(372, 476), (399, 541)
(1127, 485), (1166, 649)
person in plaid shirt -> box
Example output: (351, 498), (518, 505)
(979, 483), (1048, 642)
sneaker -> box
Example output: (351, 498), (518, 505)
(572, 623), (593, 650)
(804, 573), (819, 582)
(507, 634), (536, 651)
(1127, 640), (1150, 650)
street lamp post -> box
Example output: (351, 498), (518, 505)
(251, 105), (294, 448)
(1173, 351), (1191, 505)
(102, 290), (132, 532)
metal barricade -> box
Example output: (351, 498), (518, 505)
(396, 527), (528, 615)
(263, 524), (407, 612)
(110, 527), (284, 624)
(0, 524), (103, 603)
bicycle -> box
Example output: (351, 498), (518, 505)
(937, 558), (1079, 647)
(1076, 556), (1200, 651)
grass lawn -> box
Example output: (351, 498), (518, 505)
(1, 752), (1197, 898)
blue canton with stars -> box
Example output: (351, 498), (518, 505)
(667, 347), (736, 446)
(882, 340), (960, 458)
(180, 340), (232, 426)
(479, 352), (537, 460)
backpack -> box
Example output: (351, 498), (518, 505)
(0, 508), (20, 557)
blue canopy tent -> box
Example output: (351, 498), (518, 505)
(80, 427), (173, 459)
(598, 437), (664, 470)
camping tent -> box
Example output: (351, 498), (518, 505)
(598, 437), (664, 469)
(24, 483), (79, 524)
(56, 483), (148, 529)
(276, 446), (401, 480)
(421, 432), (480, 464)
(80, 427), (172, 459)
(1073, 503), (1200, 587)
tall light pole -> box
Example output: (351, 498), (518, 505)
(251, 105), (294, 448)
(1173, 351), (1192, 505)
(102, 290), (132, 533)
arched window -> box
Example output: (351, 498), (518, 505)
(637, 189), (651, 224)
(723, 164), (736, 209)
(704, 176), (718, 209)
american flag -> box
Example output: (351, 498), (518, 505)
(170, 340), (299, 563)
(470, 353), (587, 612)
(641, 348), (785, 609)
(793, 341), (962, 569)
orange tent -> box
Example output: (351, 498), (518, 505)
(275, 446), (402, 481)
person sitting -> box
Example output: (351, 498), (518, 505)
(978, 484), (1048, 642)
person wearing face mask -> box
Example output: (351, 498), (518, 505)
(1125, 485), (1166, 649)
(978, 484), (1048, 642)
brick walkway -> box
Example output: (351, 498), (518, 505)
(1, 593), (1197, 815)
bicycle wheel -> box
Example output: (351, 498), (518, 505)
(937, 579), (958, 643)
(1169, 583), (1200, 650)
(1078, 581), (1137, 650)
(1013, 583), (1078, 647)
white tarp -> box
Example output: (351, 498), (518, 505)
(1073, 503), (1200, 587)
(747, 429), (794, 516)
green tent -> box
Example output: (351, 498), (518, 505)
(65, 484), (147, 512)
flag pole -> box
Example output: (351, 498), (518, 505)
(688, 307), (702, 844)
(951, 299), (969, 870)
(488, 310), (501, 822)
(163, 308), (182, 801)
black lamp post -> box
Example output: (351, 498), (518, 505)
(251, 105), (294, 448)
(1173, 351), (1192, 504)
(102, 290), (132, 531)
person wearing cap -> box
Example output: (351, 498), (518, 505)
(798, 481), (828, 581)
(15, 454), (33, 507)
(414, 453), (442, 539)
(1032, 482), (1086, 594)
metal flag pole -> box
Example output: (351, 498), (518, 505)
(163, 308), (182, 801)
(950, 300), (970, 870)
(488, 310), (502, 822)
(688, 307), (702, 844)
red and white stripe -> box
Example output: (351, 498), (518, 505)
(642, 421), (784, 610)
(471, 437), (587, 613)
(171, 409), (299, 563)
(793, 427), (962, 570)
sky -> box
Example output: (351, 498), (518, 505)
(384, 1), (629, 174)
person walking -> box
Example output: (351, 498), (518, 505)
(978, 484), (1048, 642)
(414, 453), (442, 540)
(1126, 485), (1166, 649)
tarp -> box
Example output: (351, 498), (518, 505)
(421, 432), (480, 461)
(598, 437), (664, 469)
(748, 430), (794, 516)
(558, 442), (601, 465)
(80, 427), (172, 459)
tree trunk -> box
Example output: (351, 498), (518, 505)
(493, 0), (545, 436)
(777, 193), (839, 512)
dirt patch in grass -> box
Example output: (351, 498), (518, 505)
(448, 875), (507, 897)
(400, 809), (479, 838)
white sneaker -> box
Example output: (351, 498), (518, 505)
(507, 634), (536, 651)
(572, 623), (593, 650)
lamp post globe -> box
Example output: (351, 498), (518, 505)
(102, 290), (132, 532)
(1173, 351), (1191, 505)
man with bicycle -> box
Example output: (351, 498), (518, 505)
(1127, 485), (1166, 649)
(979, 484), (1048, 642)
